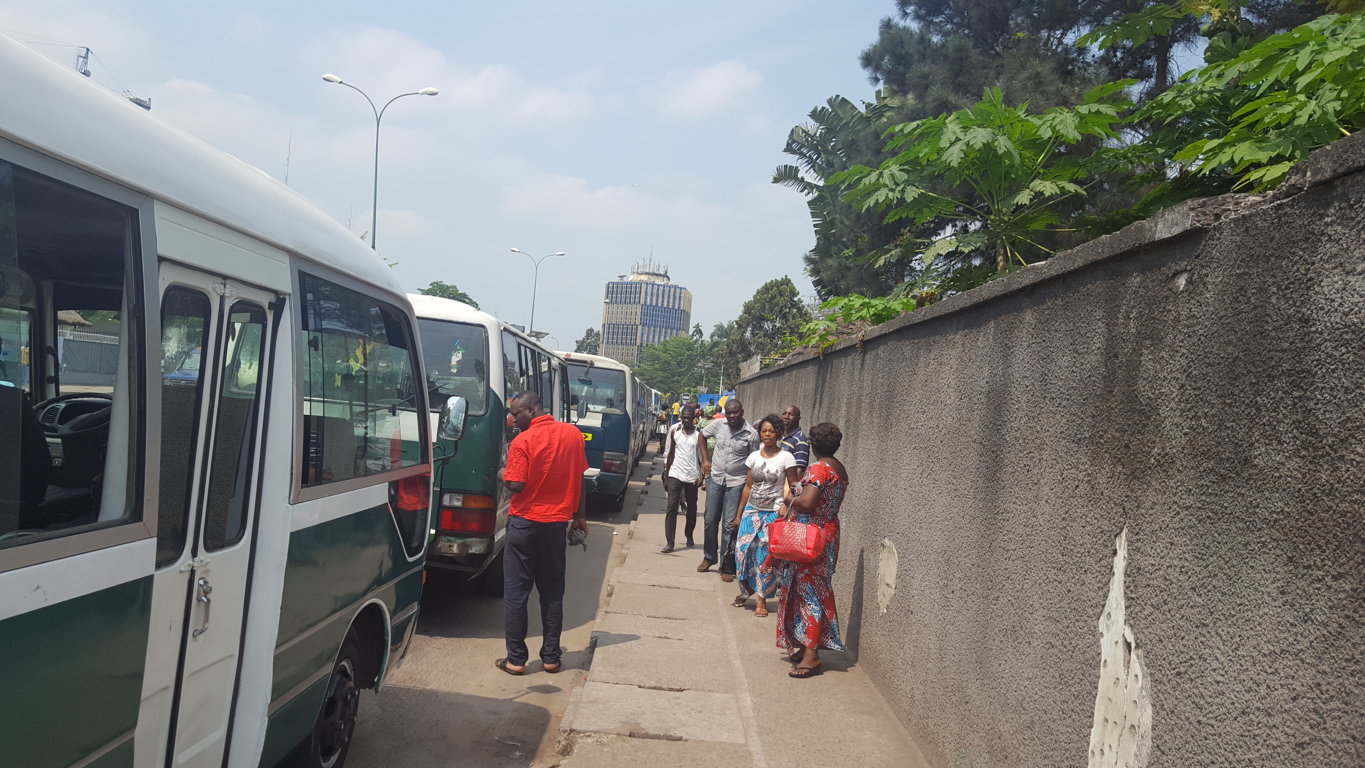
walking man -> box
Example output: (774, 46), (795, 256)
(661, 404), (709, 553)
(699, 398), (757, 582)
(780, 404), (810, 475)
(496, 391), (589, 675)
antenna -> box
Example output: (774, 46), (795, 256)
(75, 46), (91, 77)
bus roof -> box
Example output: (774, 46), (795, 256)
(413, 294), (563, 358)
(0, 34), (402, 296)
(556, 351), (633, 372)
(407, 293), (499, 327)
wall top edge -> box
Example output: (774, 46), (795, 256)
(742, 132), (1365, 385)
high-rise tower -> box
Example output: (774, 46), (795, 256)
(600, 260), (692, 365)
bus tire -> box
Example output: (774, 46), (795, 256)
(608, 491), (625, 514)
(292, 629), (361, 768)
(474, 549), (505, 597)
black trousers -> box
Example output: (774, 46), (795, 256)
(503, 515), (568, 666)
(663, 476), (699, 546)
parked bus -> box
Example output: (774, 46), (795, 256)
(557, 352), (650, 511)
(409, 294), (567, 593)
(0, 37), (455, 768)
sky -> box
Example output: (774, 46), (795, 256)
(1, 0), (899, 349)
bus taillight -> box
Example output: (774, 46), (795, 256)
(440, 507), (495, 535)
(438, 493), (496, 535)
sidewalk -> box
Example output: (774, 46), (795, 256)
(554, 453), (930, 768)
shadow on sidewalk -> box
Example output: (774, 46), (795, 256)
(417, 519), (616, 640)
(349, 685), (551, 768)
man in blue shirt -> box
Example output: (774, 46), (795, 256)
(780, 404), (810, 475)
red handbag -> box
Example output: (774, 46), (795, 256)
(768, 519), (829, 564)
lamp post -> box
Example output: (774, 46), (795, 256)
(698, 361), (714, 395)
(509, 248), (565, 335)
(322, 74), (438, 251)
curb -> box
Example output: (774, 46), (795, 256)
(553, 458), (657, 763)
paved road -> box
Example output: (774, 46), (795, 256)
(345, 460), (649, 768)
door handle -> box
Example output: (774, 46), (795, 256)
(192, 577), (213, 638)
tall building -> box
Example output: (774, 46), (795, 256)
(600, 260), (692, 365)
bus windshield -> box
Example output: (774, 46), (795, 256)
(418, 318), (489, 415)
(567, 363), (627, 414)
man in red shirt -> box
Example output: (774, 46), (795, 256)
(495, 391), (589, 675)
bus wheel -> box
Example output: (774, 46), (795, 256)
(294, 630), (361, 768)
(609, 491), (625, 514)
(474, 550), (505, 597)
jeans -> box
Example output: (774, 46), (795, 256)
(503, 515), (568, 666)
(703, 477), (744, 573)
(664, 476), (699, 546)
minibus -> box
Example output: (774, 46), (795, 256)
(557, 352), (649, 511)
(409, 294), (567, 593)
(0, 35), (459, 768)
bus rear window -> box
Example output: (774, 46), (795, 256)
(418, 318), (488, 415)
(567, 364), (626, 414)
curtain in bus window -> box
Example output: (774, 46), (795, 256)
(203, 303), (266, 551)
(417, 319), (488, 415)
(158, 288), (211, 566)
(299, 273), (424, 487)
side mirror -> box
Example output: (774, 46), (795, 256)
(438, 395), (468, 442)
(576, 398), (588, 421)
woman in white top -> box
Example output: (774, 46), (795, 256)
(731, 414), (801, 617)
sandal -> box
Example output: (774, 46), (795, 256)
(731, 596), (747, 608)
(788, 664), (822, 679)
(543, 661), (562, 673)
(494, 657), (525, 676)
(753, 607), (769, 618)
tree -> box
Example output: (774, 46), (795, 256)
(633, 334), (708, 398)
(773, 95), (918, 299)
(418, 280), (478, 309)
(732, 278), (812, 367)
(836, 82), (1134, 279)
(574, 327), (600, 354)
(1105, 8), (1364, 198)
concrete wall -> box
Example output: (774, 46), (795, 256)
(738, 135), (1364, 768)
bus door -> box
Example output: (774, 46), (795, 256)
(139, 261), (276, 768)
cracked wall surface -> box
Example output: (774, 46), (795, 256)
(1088, 528), (1151, 768)
(738, 134), (1365, 768)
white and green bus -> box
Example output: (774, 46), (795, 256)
(409, 294), (568, 593)
(0, 36), (455, 768)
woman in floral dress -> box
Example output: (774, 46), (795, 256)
(731, 415), (800, 617)
(775, 421), (848, 678)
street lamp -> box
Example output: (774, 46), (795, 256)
(322, 73), (439, 251)
(698, 361), (714, 394)
(509, 248), (565, 335)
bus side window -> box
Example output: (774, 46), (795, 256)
(298, 273), (425, 490)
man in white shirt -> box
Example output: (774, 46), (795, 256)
(661, 404), (709, 553)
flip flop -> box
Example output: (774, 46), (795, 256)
(543, 662), (562, 673)
(788, 664), (822, 679)
(753, 608), (769, 618)
(494, 658), (525, 676)
(731, 596), (747, 608)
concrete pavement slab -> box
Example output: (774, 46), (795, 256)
(563, 681), (746, 743)
(602, 581), (716, 620)
(614, 559), (716, 591)
(558, 731), (752, 766)
(595, 609), (722, 644)
(589, 633), (734, 692)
